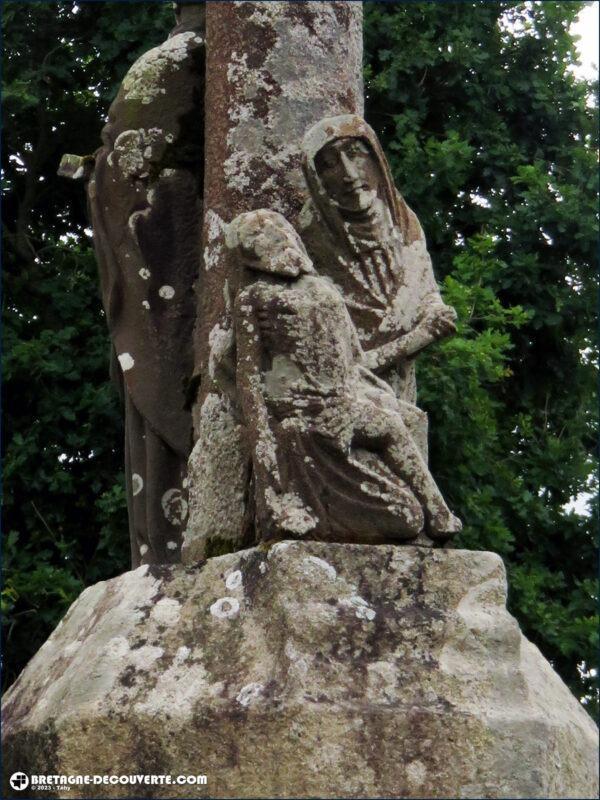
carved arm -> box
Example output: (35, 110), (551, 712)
(363, 301), (457, 373)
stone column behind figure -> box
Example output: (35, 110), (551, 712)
(60, 4), (205, 567)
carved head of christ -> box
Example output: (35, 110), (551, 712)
(314, 137), (381, 214)
(227, 210), (316, 278)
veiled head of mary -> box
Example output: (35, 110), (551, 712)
(303, 115), (403, 235)
(314, 137), (380, 214)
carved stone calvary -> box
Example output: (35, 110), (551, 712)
(184, 4), (460, 558)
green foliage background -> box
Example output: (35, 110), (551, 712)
(2, 2), (598, 714)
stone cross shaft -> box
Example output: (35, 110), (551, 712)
(185, 2), (365, 560)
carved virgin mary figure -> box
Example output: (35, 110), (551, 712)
(59, 4), (205, 566)
(301, 115), (456, 458)
(227, 210), (461, 544)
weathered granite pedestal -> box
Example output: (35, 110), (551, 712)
(2, 543), (598, 799)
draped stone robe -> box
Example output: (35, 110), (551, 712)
(86, 20), (204, 567)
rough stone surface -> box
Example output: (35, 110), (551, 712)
(3, 544), (597, 799)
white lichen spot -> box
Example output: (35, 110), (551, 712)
(175, 645), (191, 664)
(161, 488), (188, 526)
(139, 268), (151, 280)
(344, 595), (376, 622)
(166, 540), (178, 550)
(118, 352), (135, 372)
(267, 541), (294, 560)
(165, 133), (175, 144)
(227, 50), (249, 83)
(113, 130), (145, 176)
(142, 300), (150, 310)
(259, 561), (267, 574)
(207, 209), (227, 243)
(210, 597), (240, 620)
(264, 487), (318, 536)
(406, 760), (427, 788)
(225, 570), (243, 591)
(204, 210), (227, 272)
(139, 544), (149, 556)
(151, 597), (181, 626)
(236, 682), (263, 707)
(208, 320), (234, 380)
(132, 473), (144, 496)
(303, 555), (337, 581)
(229, 102), (254, 124)
(159, 285), (175, 300)
(223, 149), (252, 193)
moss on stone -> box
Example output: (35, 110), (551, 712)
(204, 535), (243, 559)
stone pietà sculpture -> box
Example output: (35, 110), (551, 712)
(224, 209), (462, 544)
(59, 3), (205, 567)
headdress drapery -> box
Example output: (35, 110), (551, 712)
(302, 114), (418, 248)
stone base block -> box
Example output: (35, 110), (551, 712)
(2, 543), (598, 798)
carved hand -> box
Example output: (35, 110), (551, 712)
(417, 303), (457, 340)
(363, 303), (457, 372)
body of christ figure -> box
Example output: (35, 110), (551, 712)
(226, 209), (462, 545)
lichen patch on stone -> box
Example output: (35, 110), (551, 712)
(122, 32), (198, 105)
(161, 488), (188, 526)
(236, 682), (263, 707)
(131, 473), (144, 496)
(158, 285), (175, 300)
(118, 353), (135, 372)
(151, 597), (181, 627)
(302, 555), (337, 581)
(342, 595), (376, 622)
(225, 570), (243, 591)
(210, 597), (240, 620)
